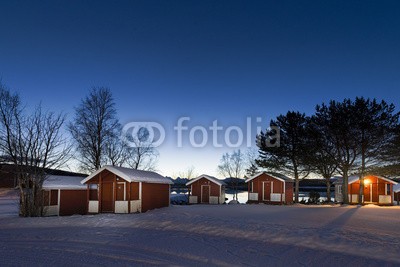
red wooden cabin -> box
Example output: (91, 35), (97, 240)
(334, 175), (397, 205)
(245, 172), (294, 204)
(42, 175), (87, 216)
(186, 175), (226, 204)
(81, 166), (173, 213)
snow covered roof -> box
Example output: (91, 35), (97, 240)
(394, 184), (400, 193)
(186, 174), (226, 186)
(81, 166), (173, 185)
(43, 175), (87, 190)
(245, 172), (293, 183)
(333, 175), (398, 185)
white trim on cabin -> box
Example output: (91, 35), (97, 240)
(219, 184), (221, 204)
(271, 193), (282, 202)
(130, 200), (141, 213)
(348, 175), (397, 185)
(379, 195), (391, 204)
(368, 184), (372, 202)
(88, 201), (99, 213)
(189, 196), (198, 204)
(169, 183), (171, 207)
(219, 185), (225, 204)
(43, 189), (60, 216)
(80, 165), (172, 185)
(246, 172), (290, 183)
(186, 175), (225, 186)
(262, 182), (265, 201)
(249, 192), (258, 201)
(115, 201), (129, 213)
(209, 196), (219, 204)
(57, 189), (61, 215)
(283, 181), (286, 202)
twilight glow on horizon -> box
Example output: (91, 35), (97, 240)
(1, 1), (400, 177)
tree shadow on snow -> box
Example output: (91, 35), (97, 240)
(323, 206), (361, 229)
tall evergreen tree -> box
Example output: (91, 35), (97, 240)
(314, 100), (360, 204)
(256, 111), (310, 203)
(352, 98), (399, 204)
(307, 116), (338, 202)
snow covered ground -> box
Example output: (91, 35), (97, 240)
(1, 190), (400, 266)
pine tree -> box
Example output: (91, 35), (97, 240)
(352, 98), (399, 204)
(314, 100), (359, 204)
(256, 111), (310, 203)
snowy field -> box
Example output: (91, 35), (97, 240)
(1, 190), (400, 266)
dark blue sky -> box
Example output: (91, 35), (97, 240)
(1, 1), (400, 176)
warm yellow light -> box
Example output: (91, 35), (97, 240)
(364, 179), (371, 185)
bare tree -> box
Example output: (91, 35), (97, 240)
(245, 148), (259, 177)
(178, 165), (197, 180)
(105, 131), (130, 167)
(218, 149), (245, 201)
(178, 166), (197, 202)
(123, 126), (159, 171)
(127, 145), (158, 171)
(69, 87), (119, 173)
(0, 83), (71, 216)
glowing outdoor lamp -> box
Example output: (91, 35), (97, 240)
(364, 179), (371, 185)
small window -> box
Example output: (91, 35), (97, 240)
(251, 182), (254, 192)
(337, 185), (342, 194)
(386, 184), (391, 195)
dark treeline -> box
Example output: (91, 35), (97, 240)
(256, 98), (400, 204)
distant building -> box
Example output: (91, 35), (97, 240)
(245, 172), (294, 205)
(186, 175), (226, 204)
(334, 175), (398, 205)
